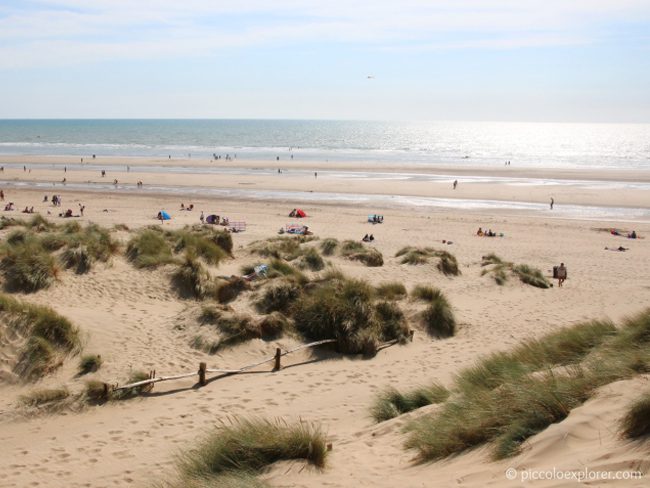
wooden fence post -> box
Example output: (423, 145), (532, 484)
(198, 362), (207, 386)
(273, 348), (282, 371)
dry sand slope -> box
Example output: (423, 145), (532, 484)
(0, 187), (648, 488)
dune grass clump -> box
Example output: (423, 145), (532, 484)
(340, 240), (383, 267)
(375, 281), (407, 300)
(267, 259), (308, 282)
(396, 247), (460, 275)
(436, 251), (460, 276)
(292, 276), (408, 355)
(411, 285), (437, 302)
(0, 294), (80, 381)
(61, 245), (92, 274)
(371, 383), (450, 422)
(197, 306), (263, 351)
(214, 276), (249, 304)
(78, 354), (103, 375)
(171, 229), (227, 265)
(249, 237), (305, 261)
(19, 387), (70, 408)
(297, 247), (325, 271)
(402, 310), (650, 461)
(481, 254), (549, 288)
(1, 244), (58, 292)
(0, 216), (26, 230)
(256, 280), (302, 314)
(127, 229), (175, 268)
(259, 312), (293, 339)
(620, 391), (650, 439)
(178, 418), (327, 482)
(14, 337), (58, 380)
(26, 214), (55, 231)
(84, 380), (109, 403)
(319, 238), (339, 256)
(172, 255), (215, 299)
(421, 290), (456, 338)
(175, 226), (234, 255)
(113, 370), (152, 400)
(455, 320), (617, 394)
(396, 247), (429, 265)
(407, 367), (598, 461)
(513, 264), (551, 289)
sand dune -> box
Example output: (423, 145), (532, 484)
(0, 178), (648, 487)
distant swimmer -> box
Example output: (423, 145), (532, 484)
(367, 75), (375, 79)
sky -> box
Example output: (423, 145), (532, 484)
(1, 0), (650, 121)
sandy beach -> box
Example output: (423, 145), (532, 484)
(0, 161), (649, 488)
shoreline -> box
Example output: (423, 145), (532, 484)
(2, 154), (650, 183)
(3, 183), (650, 224)
(1, 153), (649, 219)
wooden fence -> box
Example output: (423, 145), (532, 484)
(107, 333), (412, 397)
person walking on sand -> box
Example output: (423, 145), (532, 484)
(556, 262), (567, 287)
(453, 180), (458, 190)
(550, 197), (554, 210)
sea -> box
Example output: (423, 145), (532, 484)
(1, 119), (649, 169)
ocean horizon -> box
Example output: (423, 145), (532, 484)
(1, 119), (649, 170)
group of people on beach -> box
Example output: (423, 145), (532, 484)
(47, 194), (63, 206)
(610, 229), (638, 239)
(362, 234), (375, 242)
(476, 227), (499, 237)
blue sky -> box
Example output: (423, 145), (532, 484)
(1, 0), (649, 121)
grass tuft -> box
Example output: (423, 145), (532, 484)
(292, 276), (407, 355)
(61, 245), (92, 274)
(411, 285), (437, 302)
(172, 255), (214, 299)
(215, 277), (249, 304)
(78, 354), (103, 375)
(481, 255), (550, 288)
(340, 241), (383, 267)
(126, 229), (175, 268)
(0, 294), (80, 381)
(178, 418), (327, 479)
(258, 312), (293, 339)
(1, 243), (58, 292)
(256, 280), (302, 314)
(513, 264), (551, 288)
(421, 290), (456, 338)
(19, 387), (70, 408)
(375, 282), (407, 300)
(620, 391), (650, 439)
(113, 370), (152, 400)
(319, 238), (339, 256)
(297, 247), (325, 271)
(371, 383), (450, 422)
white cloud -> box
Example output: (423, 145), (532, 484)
(0, 0), (649, 68)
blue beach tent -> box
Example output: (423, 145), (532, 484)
(159, 210), (171, 220)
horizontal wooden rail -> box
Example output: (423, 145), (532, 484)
(112, 338), (340, 392)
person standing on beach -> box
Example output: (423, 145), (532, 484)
(557, 263), (567, 287)
(314, 172), (318, 179)
(453, 180), (458, 189)
(550, 197), (554, 210)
